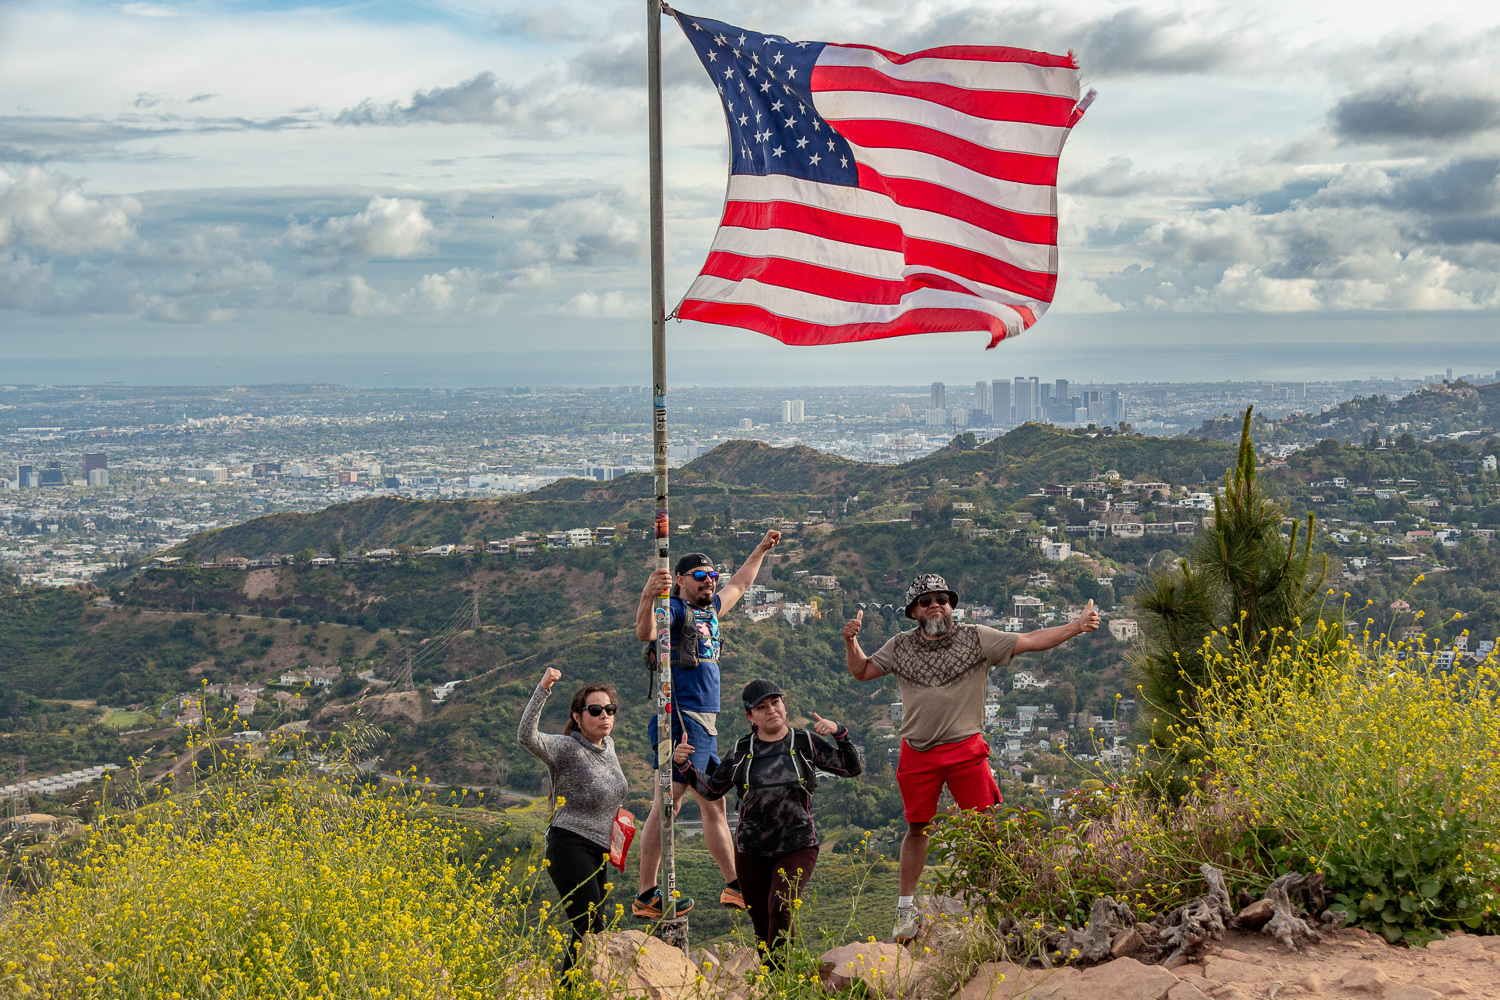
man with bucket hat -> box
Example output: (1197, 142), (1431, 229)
(843, 573), (1099, 942)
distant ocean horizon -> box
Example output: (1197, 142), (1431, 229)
(5, 322), (1500, 388)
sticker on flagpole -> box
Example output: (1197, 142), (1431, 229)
(655, 510), (670, 538)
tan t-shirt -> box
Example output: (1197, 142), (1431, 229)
(868, 624), (1017, 752)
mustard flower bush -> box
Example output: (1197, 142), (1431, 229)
(0, 735), (574, 999)
(1188, 627), (1500, 943)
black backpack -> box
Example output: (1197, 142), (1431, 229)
(642, 596), (705, 671)
(730, 729), (818, 798)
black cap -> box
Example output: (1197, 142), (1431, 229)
(675, 552), (714, 576)
(741, 679), (784, 712)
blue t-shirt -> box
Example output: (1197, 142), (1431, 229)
(671, 594), (721, 713)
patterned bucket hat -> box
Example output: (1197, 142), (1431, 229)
(904, 573), (959, 619)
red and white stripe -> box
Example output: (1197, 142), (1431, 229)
(676, 42), (1088, 348)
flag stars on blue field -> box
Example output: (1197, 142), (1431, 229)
(677, 12), (858, 185)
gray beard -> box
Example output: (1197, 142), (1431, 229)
(921, 615), (951, 637)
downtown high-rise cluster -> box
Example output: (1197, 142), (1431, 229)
(928, 380), (1125, 430)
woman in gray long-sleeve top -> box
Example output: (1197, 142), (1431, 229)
(518, 666), (629, 971)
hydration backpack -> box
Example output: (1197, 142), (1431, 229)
(642, 596), (716, 671)
(730, 729), (818, 798)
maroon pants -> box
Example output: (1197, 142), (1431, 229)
(736, 846), (819, 952)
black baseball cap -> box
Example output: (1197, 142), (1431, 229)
(741, 679), (784, 712)
(675, 552), (714, 576)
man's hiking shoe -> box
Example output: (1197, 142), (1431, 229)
(631, 887), (695, 919)
(719, 882), (746, 910)
(892, 904), (923, 944)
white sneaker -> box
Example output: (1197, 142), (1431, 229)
(892, 903), (922, 943)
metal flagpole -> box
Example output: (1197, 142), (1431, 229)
(646, 0), (688, 951)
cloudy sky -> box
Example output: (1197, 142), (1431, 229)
(3, 0), (1499, 382)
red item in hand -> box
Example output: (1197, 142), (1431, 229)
(609, 808), (637, 871)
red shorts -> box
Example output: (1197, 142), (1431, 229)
(896, 733), (1002, 824)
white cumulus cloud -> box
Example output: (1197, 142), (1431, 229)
(285, 197), (434, 259)
(551, 289), (643, 318)
(0, 167), (140, 254)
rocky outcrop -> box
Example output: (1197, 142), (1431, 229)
(584, 916), (1500, 1000)
(817, 941), (922, 996)
(690, 943), (758, 1000)
(954, 932), (1500, 1000)
(586, 929), (700, 1000)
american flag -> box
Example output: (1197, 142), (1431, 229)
(671, 11), (1091, 348)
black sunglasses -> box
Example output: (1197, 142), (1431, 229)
(688, 569), (719, 581)
(583, 704), (618, 717)
(916, 594), (951, 608)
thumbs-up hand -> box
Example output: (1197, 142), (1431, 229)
(843, 610), (864, 642)
(1075, 599), (1100, 633)
(672, 730), (695, 766)
(812, 712), (840, 737)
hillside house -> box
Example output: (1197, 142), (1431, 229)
(1013, 595), (1043, 618)
(272, 691), (305, 712)
(280, 667), (340, 687)
(1108, 618), (1140, 642)
(1041, 540), (1072, 561)
(781, 602), (818, 626)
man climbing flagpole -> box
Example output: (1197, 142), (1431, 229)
(642, 1), (1090, 949)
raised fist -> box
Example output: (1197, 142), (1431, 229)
(540, 667), (563, 691)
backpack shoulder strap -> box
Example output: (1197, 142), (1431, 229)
(668, 597), (699, 668)
(732, 733), (756, 794)
(789, 729), (816, 789)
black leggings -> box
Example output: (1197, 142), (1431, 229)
(545, 827), (612, 970)
(736, 845), (819, 953)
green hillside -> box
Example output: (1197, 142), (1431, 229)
(1189, 380), (1500, 446)
(174, 430), (1238, 561)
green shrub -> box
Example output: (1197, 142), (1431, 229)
(929, 785), (1273, 931)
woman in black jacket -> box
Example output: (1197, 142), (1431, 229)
(673, 678), (861, 957)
